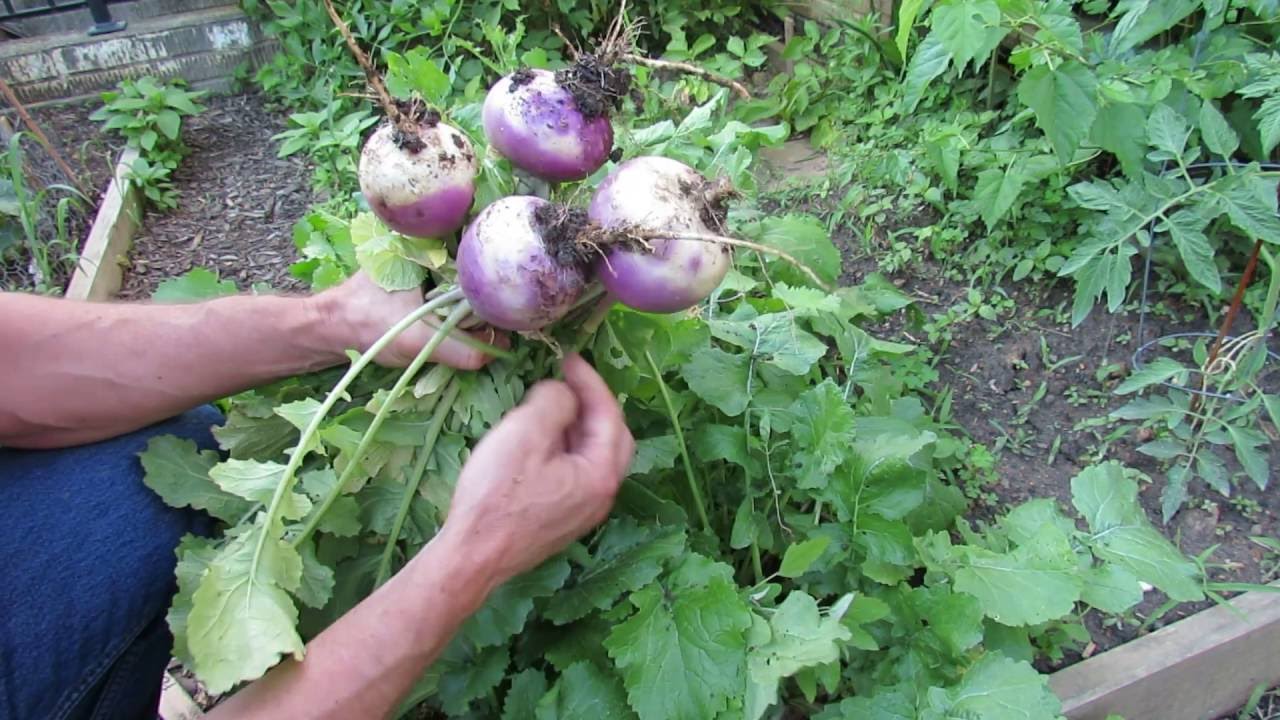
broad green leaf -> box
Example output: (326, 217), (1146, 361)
(299, 469), (361, 537)
(274, 398), (326, 456)
(384, 48), (451, 104)
(1067, 180), (1131, 212)
(1199, 101), (1240, 158)
(742, 215), (841, 286)
(814, 686), (916, 719)
(895, 0), (927, 60)
(908, 585), (983, 656)
(774, 283), (842, 315)
(1115, 357), (1186, 395)
(682, 346), (751, 416)
(1092, 102), (1149, 177)
(1111, 395), (1181, 420)
(788, 380), (857, 489)
(1147, 104), (1190, 158)
(295, 539), (335, 610)
(168, 534), (218, 667)
(973, 163), (1028, 229)
(1160, 209), (1220, 293)
(1136, 438), (1185, 460)
(546, 520), (686, 625)
(349, 213), (428, 291)
(152, 268), (238, 303)
(692, 424), (750, 468)
(1162, 463), (1191, 524)
(709, 311), (828, 376)
(1070, 462), (1204, 601)
(604, 579), (752, 720)
(745, 592), (852, 720)
(209, 459), (312, 520)
(1213, 174), (1280, 242)
(140, 436), (253, 523)
(462, 557), (570, 648)
(536, 661), (636, 720)
(1263, 394), (1280, 435)
(1225, 425), (1271, 490)
(187, 524), (304, 694)
(629, 435), (679, 475)
(1108, 0), (1197, 54)
(855, 515), (918, 585)
(155, 109), (181, 140)
(1017, 62), (1098, 163)
(954, 525), (1082, 626)
(1080, 562), (1144, 613)
(931, 0), (1005, 72)
(213, 411), (298, 461)
(502, 669), (549, 720)
(1001, 499), (1075, 546)
(433, 641), (510, 715)
(902, 34), (952, 114)
(1197, 452), (1230, 496)
(924, 653), (1063, 719)
(779, 536), (833, 578)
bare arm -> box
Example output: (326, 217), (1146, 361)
(206, 354), (635, 719)
(0, 273), (494, 449)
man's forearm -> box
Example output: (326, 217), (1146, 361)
(0, 291), (348, 448)
(206, 526), (499, 720)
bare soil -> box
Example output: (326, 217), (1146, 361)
(118, 93), (313, 299)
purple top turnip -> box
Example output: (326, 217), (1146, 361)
(358, 119), (478, 239)
(456, 196), (590, 332)
(588, 156), (733, 314)
(482, 68), (615, 183)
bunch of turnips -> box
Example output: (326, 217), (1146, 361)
(357, 52), (738, 333)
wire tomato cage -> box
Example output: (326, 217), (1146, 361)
(1133, 161), (1280, 402)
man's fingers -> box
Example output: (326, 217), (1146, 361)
(562, 354), (629, 470)
(418, 319), (510, 370)
(518, 380), (580, 439)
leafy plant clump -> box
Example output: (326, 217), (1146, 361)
(0, 133), (86, 294)
(91, 76), (206, 210)
(134, 6), (1230, 717)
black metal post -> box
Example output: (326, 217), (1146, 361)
(85, 0), (124, 35)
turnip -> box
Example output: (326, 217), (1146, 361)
(482, 65), (625, 183)
(588, 156), (735, 314)
(358, 111), (478, 239)
(456, 195), (591, 332)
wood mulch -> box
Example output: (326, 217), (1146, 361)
(118, 92), (315, 300)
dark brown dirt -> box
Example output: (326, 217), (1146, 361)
(555, 54), (631, 120)
(118, 93), (313, 300)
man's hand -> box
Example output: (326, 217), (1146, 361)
(204, 354), (633, 720)
(313, 271), (506, 370)
(435, 353), (635, 584)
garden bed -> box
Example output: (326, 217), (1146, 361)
(116, 93), (313, 300)
(765, 176), (1280, 658)
(7, 92), (313, 298)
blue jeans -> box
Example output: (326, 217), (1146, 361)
(0, 408), (220, 720)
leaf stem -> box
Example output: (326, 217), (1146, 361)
(319, 0), (415, 134)
(291, 298), (470, 549)
(745, 411), (763, 584)
(252, 287), (461, 567)
(644, 350), (712, 535)
(375, 377), (462, 587)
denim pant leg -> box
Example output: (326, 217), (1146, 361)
(0, 407), (222, 720)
